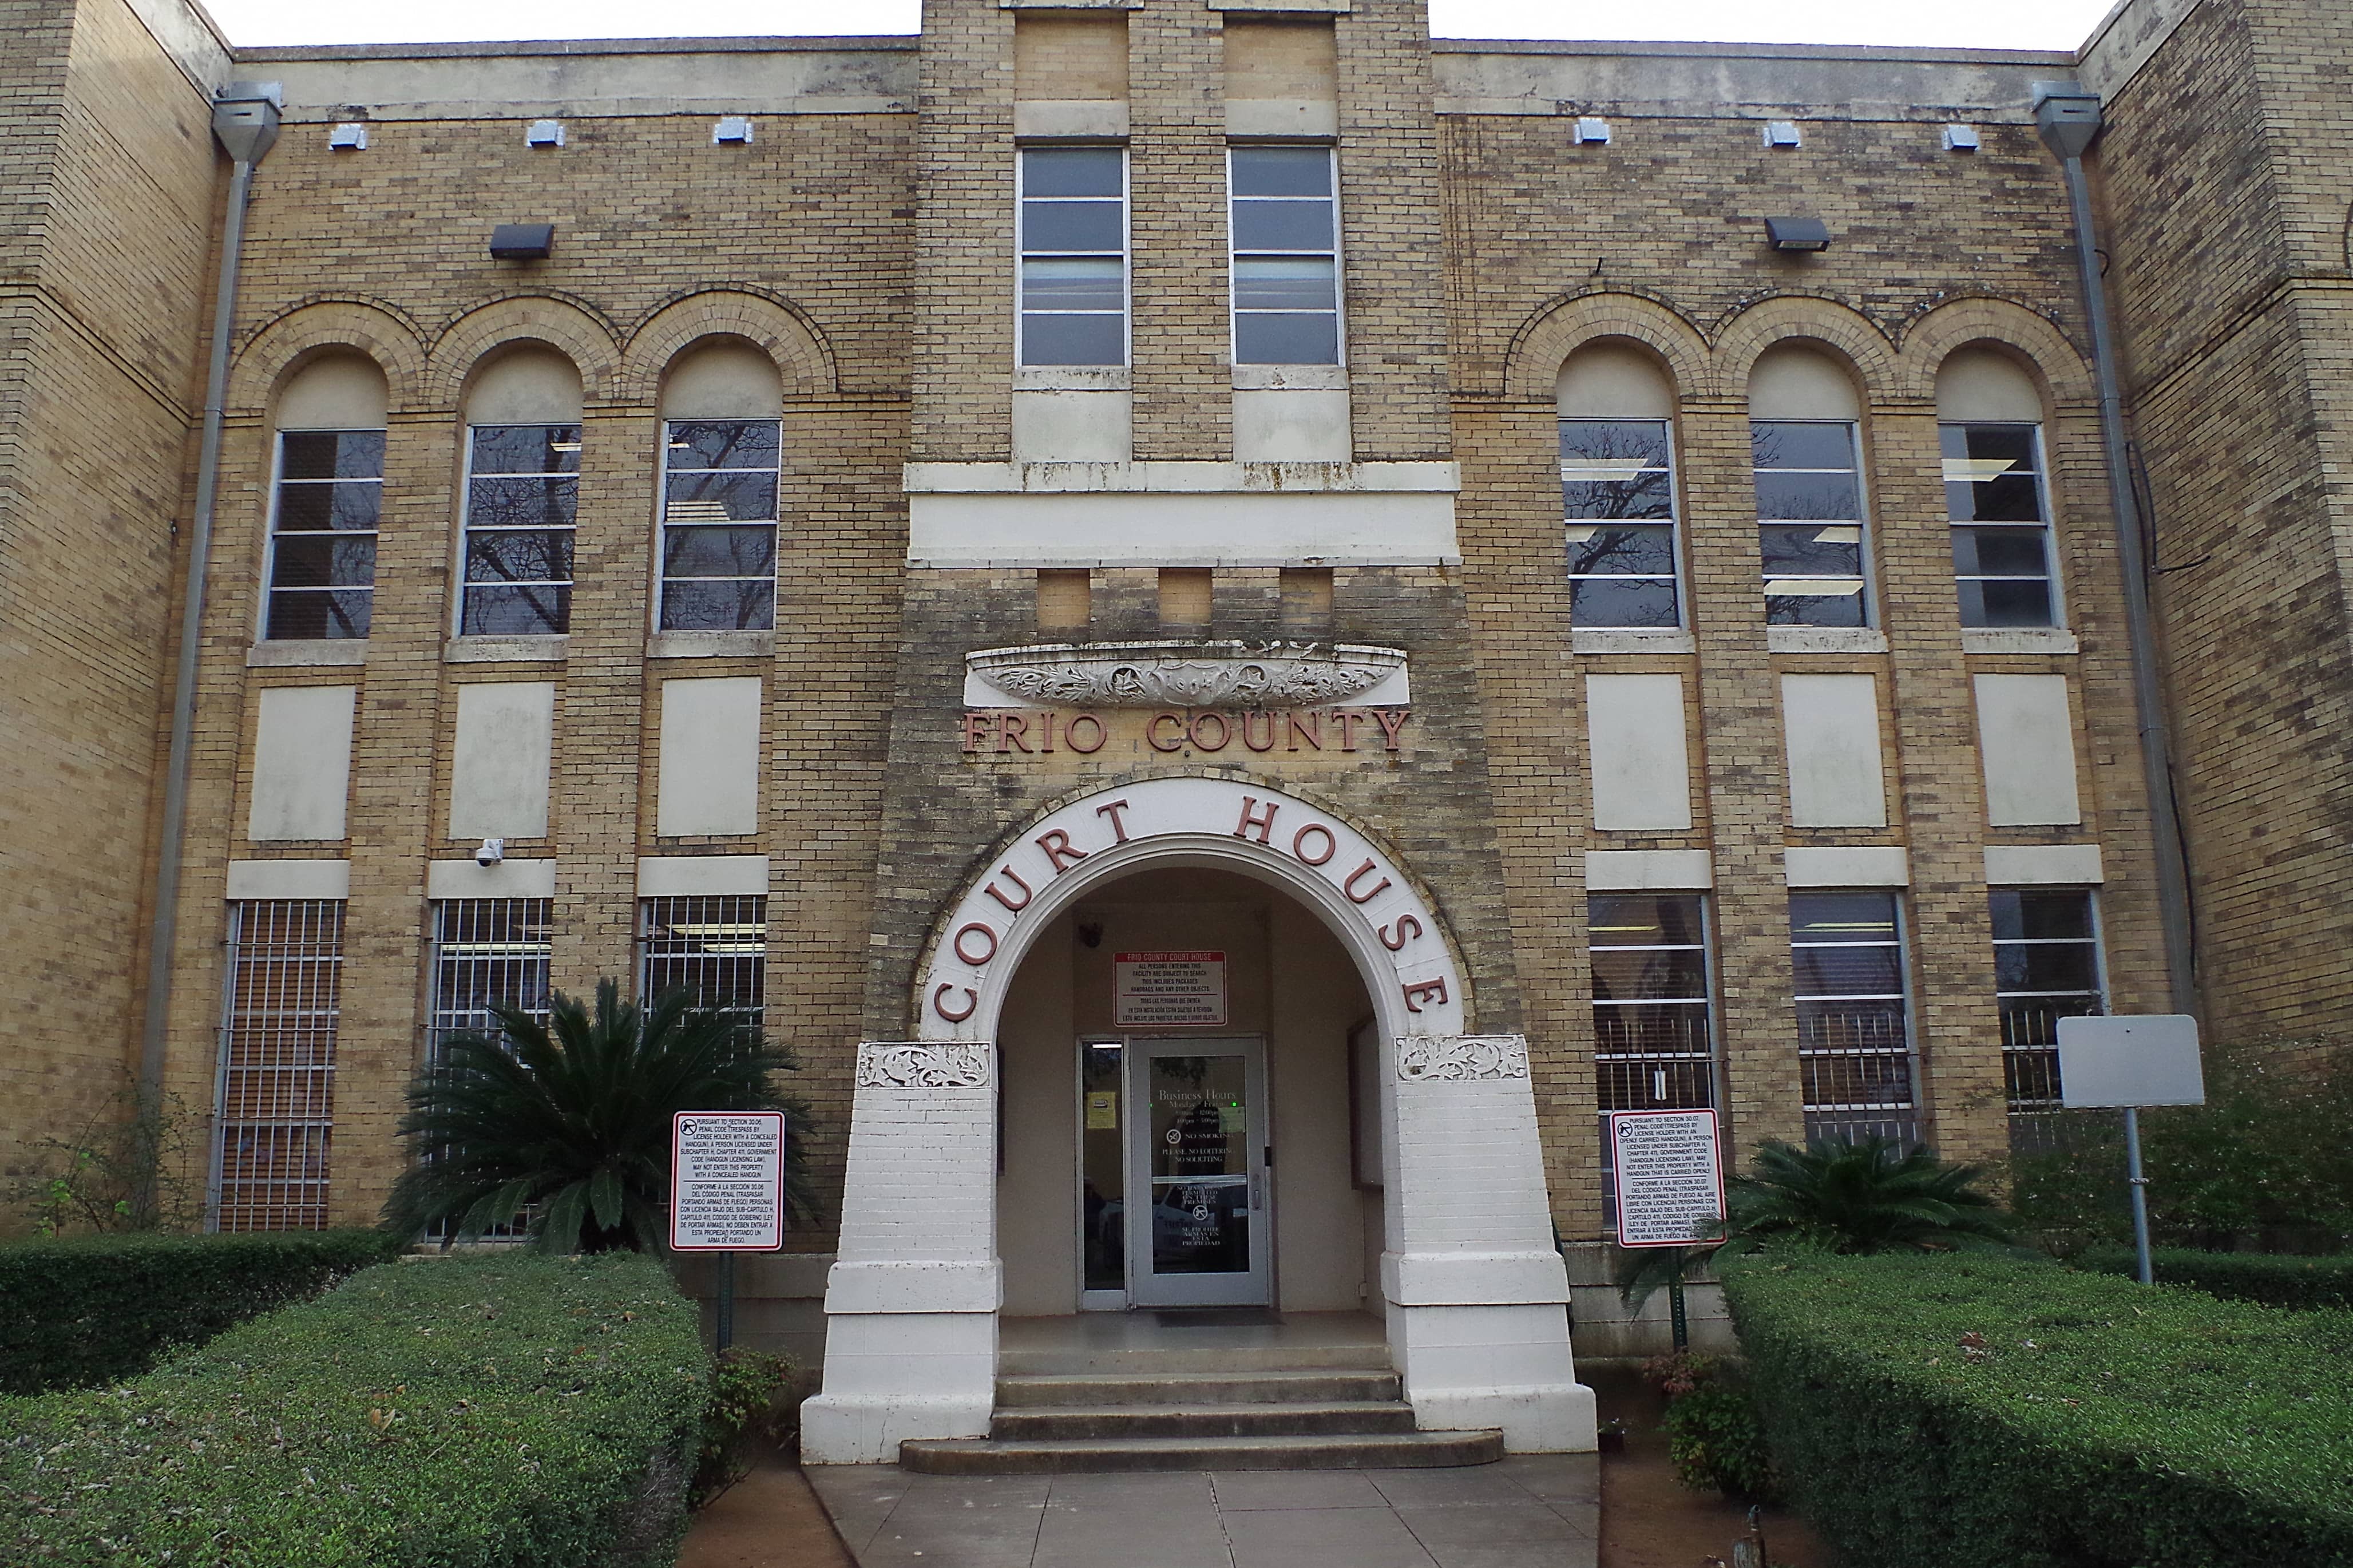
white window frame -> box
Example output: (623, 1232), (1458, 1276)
(1751, 418), (1876, 629)
(261, 427), (383, 642)
(1015, 144), (1132, 370)
(1991, 886), (2109, 1114)
(1225, 142), (1346, 369)
(1589, 892), (1724, 1236)
(1560, 416), (1688, 629)
(1790, 889), (1920, 1145)
(654, 418), (783, 633)
(456, 423), (581, 637)
(1942, 419), (2066, 631)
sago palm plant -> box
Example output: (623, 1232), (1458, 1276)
(1617, 1135), (2012, 1309)
(383, 979), (815, 1253)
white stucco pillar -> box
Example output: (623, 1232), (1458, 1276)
(799, 1042), (1001, 1464)
(1382, 1034), (1598, 1453)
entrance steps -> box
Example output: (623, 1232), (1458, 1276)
(898, 1324), (1504, 1474)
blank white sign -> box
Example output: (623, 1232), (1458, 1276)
(2057, 1014), (2205, 1108)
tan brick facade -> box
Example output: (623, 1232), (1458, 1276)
(3, 0), (2336, 1261)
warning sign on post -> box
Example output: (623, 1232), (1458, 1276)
(1610, 1109), (1726, 1249)
(1114, 951), (1228, 1027)
(670, 1111), (786, 1253)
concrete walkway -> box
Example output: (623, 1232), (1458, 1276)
(805, 1458), (1600, 1568)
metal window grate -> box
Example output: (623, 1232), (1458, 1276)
(1591, 893), (1718, 1233)
(428, 898), (553, 1060)
(1992, 888), (2106, 1130)
(637, 896), (767, 1028)
(212, 900), (344, 1232)
(1791, 890), (1919, 1146)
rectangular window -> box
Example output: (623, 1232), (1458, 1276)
(1229, 145), (1340, 366)
(212, 900), (344, 1232)
(460, 423), (579, 635)
(1944, 423), (2059, 628)
(1790, 891), (1917, 1143)
(637, 894), (767, 1031)
(1753, 420), (1869, 627)
(1591, 894), (1716, 1233)
(1563, 419), (1681, 628)
(1991, 888), (2105, 1114)
(264, 430), (383, 640)
(1019, 146), (1128, 367)
(427, 898), (554, 1060)
(659, 420), (781, 631)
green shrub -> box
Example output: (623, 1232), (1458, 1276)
(690, 1347), (795, 1509)
(1, 1251), (708, 1567)
(1641, 1353), (1780, 1503)
(1721, 1249), (2353, 1568)
(0, 1228), (404, 1394)
(2075, 1245), (2353, 1310)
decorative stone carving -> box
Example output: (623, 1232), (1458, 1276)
(968, 640), (1407, 709)
(1396, 1034), (1530, 1082)
(857, 1041), (993, 1089)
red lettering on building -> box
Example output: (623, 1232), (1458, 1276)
(1094, 798), (1132, 842)
(932, 984), (979, 1023)
(1147, 712), (1186, 753)
(985, 864), (1034, 913)
(1188, 711), (1231, 751)
(996, 712), (1033, 754)
(961, 711), (994, 754)
(1286, 711), (1322, 751)
(1374, 708), (1411, 751)
(1334, 711), (1366, 752)
(1065, 713), (1107, 753)
(1036, 829), (1090, 873)
(952, 922), (999, 965)
(1343, 859), (1393, 905)
(1380, 913), (1424, 951)
(1234, 796), (1278, 844)
(1291, 822), (1336, 866)
(1401, 977), (1449, 1013)
(1241, 710), (1277, 752)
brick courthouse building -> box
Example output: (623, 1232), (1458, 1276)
(5, 0), (2348, 1458)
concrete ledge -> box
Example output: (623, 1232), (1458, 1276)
(1768, 625), (1889, 654)
(1015, 99), (1130, 138)
(1584, 848), (1712, 891)
(823, 1259), (1004, 1314)
(1573, 627), (1696, 655)
(1381, 1249), (1570, 1307)
(908, 489), (1460, 568)
(636, 854), (769, 896)
(1227, 97), (1340, 139)
(225, 858), (350, 900)
(1785, 845), (1910, 886)
(247, 639), (366, 667)
(426, 857), (556, 899)
(1962, 626), (2080, 655)
(1984, 842), (2104, 885)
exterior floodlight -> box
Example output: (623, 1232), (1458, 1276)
(489, 223), (554, 261)
(1765, 216), (1831, 252)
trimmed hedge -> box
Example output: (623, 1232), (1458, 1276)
(2075, 1244), (2353, 1310)
(1721, 1249), (2353, 1568)
(2, 1251), (708, 1567)
(0, 1229), (405, 1394)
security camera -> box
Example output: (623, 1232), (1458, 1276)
(474, 837), (505, 868)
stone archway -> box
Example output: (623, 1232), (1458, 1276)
(801, 778), (1597, 1463)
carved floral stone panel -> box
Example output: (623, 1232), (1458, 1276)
(856, 1041), (994, 1089)
(968, 640), (1407, 709)
(1396, 1034), (1531, 1082)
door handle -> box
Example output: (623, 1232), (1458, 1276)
(1250, 1174), (1263, 1211)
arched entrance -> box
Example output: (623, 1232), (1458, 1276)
(801, 777), (1596, 1463)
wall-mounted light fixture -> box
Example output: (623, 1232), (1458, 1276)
(1765, 216), (1831, 253)
(489, 223), (554, 261)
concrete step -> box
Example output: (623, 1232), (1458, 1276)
(996, 1341), (1394, 1377)
(899, 1429), (1504, 1475)
(991, 1401), (1419, 1441)
(995, 1369), (1403, 1408)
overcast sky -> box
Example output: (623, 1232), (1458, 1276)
(207, 0), (2122, 53)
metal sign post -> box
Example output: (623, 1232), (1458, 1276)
(2058, 1015), (2204, 1286)
(671, 1110), (787, 1352)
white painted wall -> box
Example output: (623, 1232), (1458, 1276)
(1232, 388), (1352, 462)
(465, 346), (583, 424)
(1781, 673), (1887, 828)
(1936, 348), (2042, 422)
(449, 682), (554, 840)
(248, 685), (355, 841)
(1975, 674), (2082, 826)
(661, 340), (783, 417)
(657, 676), (762, 837)
(1011, 389), (1132, 462)
(1586, 674), (1692, 831)
(276, 354), (387, 429)
(1558, 342), (1674, 417)
(1749, 345), (1861, 418)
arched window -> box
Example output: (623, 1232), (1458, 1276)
(459, 347), (582, 636)
(1938, 349), (2058, 628)
(262, 354), (387, 641)
(1749, 346), (1870, 628)
(1558, 343), (1681, 628)
(657, 341), (783, 632)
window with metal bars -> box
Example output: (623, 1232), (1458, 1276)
(427, 898), (554, 1059)
(1591, 893), (1718, 1234)
(1992, 888), (2105, 1114)
(263, 429), (382, 640)
(211, 900), (344, 1232)
(1562, 419), (1681, 628)
(1790, 891), (1919, 1145)
(1752, 420), (1871, 627)
(459, 423), (579, 635)
(637, 895), (767, 1028)
(659, 420), (781, 631)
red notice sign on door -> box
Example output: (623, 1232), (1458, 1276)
(670, 1110), (786, 1252)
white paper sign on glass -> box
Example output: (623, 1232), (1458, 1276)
(1611, 1108), (1726, 1249)
(2057, 1014), (2205, 1108)
(1114, 950), (1229, 1028)
(670, 1110), (786, 1252)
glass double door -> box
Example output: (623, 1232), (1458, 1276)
(1081, 1038), (1270, 1308)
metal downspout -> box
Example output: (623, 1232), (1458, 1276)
(2035, 84), (2198, 1011)
(134, 86), (280, 1221)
